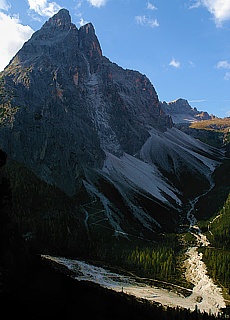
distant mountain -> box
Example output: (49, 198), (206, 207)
(160, 98), (213, 124)
(0, 9), (225, 251)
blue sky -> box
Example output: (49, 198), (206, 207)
(0, 0), (230, 118)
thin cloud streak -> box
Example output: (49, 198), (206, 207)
(135, 15), (159, 28)
(147, 2), (157, 10)
(224, 72), (230, 80)
(74, 1), (88, 26)
(189, 99), (206, 103)
(216, 60), (230, 80)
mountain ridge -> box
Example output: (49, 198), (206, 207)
(160, 98), (213, 124)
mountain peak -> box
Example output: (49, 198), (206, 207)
(160, 98), (212, 124)
(45, 8), (71, 28)
(168, 98), (190, 108)
(79, 22), (95, 34)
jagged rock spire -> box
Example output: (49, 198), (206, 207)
(44, 8), (72, 29)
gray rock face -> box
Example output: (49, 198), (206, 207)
(0, 9), (171, 195)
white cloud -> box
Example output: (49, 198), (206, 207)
(147, 2), (157, 10)
(169, 58), (181, 68)
(216, 60), (230, 69)
(0, 12), (34, 71)
(216, 60), (230, 80)
(224, 72), (230, 80)
(0, 0), (10, 11)
(87, 0), (107, 8)
(135, 15), (159, 28)
(190, 0), (230, 26)
(188, 1), (201, 9)
(27, 0), (62, 17)
(79, 17), (88, 26)
(74, 0), (83, 10)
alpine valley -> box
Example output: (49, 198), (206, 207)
(0, 9), (230, 320)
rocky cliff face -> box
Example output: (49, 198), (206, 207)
(0, 9), (224, 243)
